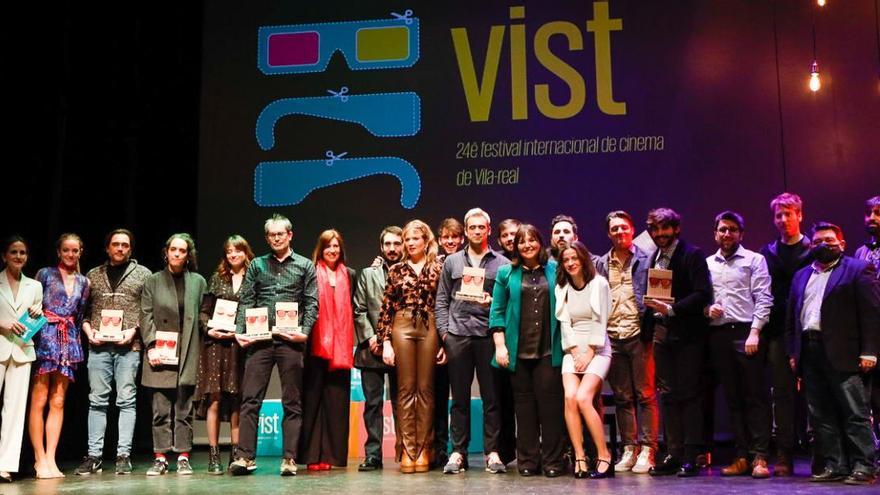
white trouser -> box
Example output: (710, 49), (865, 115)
(0, 357), (31, 472)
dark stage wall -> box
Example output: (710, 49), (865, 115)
(5, 0), (879, 467)
(198, 0), (878, 268)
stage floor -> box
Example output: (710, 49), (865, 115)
(3, 454), (875, 494)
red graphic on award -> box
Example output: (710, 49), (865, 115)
(96, 309), (124, 342)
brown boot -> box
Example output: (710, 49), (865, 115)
(773, 452), (793, 476)
(751, 458), (770, 479)
(400, 452), (415, 474)
(721, 457), (749, 476)
(414, 449), (430, 473)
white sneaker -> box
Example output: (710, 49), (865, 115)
(631, 446), (655, 474)
(615, 446), (637, 472)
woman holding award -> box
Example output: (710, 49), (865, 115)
(300, 230), (356, 470)
(378, 220), (445, 473)
(196, 235), (254, 473)
(0, 236), (43, 483)
(555, 241), (614, 479)
(140, 233), (206, 476)
(488, 225), (566, 477)
(29, 234), (89, 478)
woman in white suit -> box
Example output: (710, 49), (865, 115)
(554, 241), (613, 479)
(0, 236), (43, 482)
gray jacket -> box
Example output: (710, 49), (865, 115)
(595, 245), (651, 317)
(435, 247), (510, 339)
(353, 263), (390, 369)
(85, 260), (152, 351)
(140, 269), (207, 388)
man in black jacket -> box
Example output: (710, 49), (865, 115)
(642, 208), (713, 478)
(786, 222), (879, 485)
(759, 192), (812, 475)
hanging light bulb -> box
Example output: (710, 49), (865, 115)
(809, 60), (821, 92)
(817, 0), (826, 6)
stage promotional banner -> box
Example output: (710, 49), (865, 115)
(199, 0), (878, 267)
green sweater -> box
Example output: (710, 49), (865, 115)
(488, 260), (562, 372)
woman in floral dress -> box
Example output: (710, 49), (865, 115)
(29, 233), (89, 478)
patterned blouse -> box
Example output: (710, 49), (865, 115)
(376, 259), (442, 342)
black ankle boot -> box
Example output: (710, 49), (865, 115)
(208, 446), (223, 475)
(228, 444), (238, 470)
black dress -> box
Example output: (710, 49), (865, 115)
(194, 273), (245, 421)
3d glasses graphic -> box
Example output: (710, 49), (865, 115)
(254, 151), (421, 209)
(256, 88), (421, 150)
(258, 10), (419, 75)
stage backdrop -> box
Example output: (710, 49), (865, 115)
(196, 0), (878, 451)
(198, 0), (878, 266)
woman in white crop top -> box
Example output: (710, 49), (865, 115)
(554, 241), (613, 479)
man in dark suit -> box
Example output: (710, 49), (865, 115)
(854, 196), (880, 447)
(353, 226), (403, 471)
(641, 208), (713, 478)
(787, 222), (879, 485)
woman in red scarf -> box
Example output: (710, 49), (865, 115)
(299, 230), (356, 470)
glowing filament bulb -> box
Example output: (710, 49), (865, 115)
(817, 0), (826, 6)
(809, 61), (821, 92)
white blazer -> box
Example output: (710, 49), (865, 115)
(0, 268), (42, 363)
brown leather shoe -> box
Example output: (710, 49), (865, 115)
(774, 453), (793, 477)
(751, 458), (770, 479)
(721, 457), (749, 476)
(400, 452), (415, 474)
(414, 449), (430, 473)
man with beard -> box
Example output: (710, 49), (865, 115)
(854, 196), (880, 276)
(436, 208), (509, 474)
(705, 211), (773, 479)
(352, 226), (404, 471)
(854, 196), (880, 457)
(77, 229), (152, 476)
(760, 192), (813, 475)
(496, 219), (521, 260)
(787, 222), (879, 485)
(549, 214), (579, 258)
(494, 218), (519, 464)
(595, 211), (658, 474)
(642, 208), (713, 478)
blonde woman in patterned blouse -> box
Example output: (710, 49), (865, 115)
(378, 220), (446, 473)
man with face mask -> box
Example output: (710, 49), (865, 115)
(353, 226), (404, 471)
(786, 222), (880, 485)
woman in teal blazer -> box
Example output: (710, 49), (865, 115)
(489, 224), (565, 477)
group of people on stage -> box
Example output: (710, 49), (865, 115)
(0, 193), (878, 486)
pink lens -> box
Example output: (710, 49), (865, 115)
(268, 32), (319, 66)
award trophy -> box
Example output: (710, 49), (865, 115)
(272, 302), (300, 335)
(454, 267), (487, 303)
(96, 309), (124, 342)
(644, 268), (675, 304)
(151, 331), (179, 366)
(245, 307), (272, 340)
(207, 299), (238, 332)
